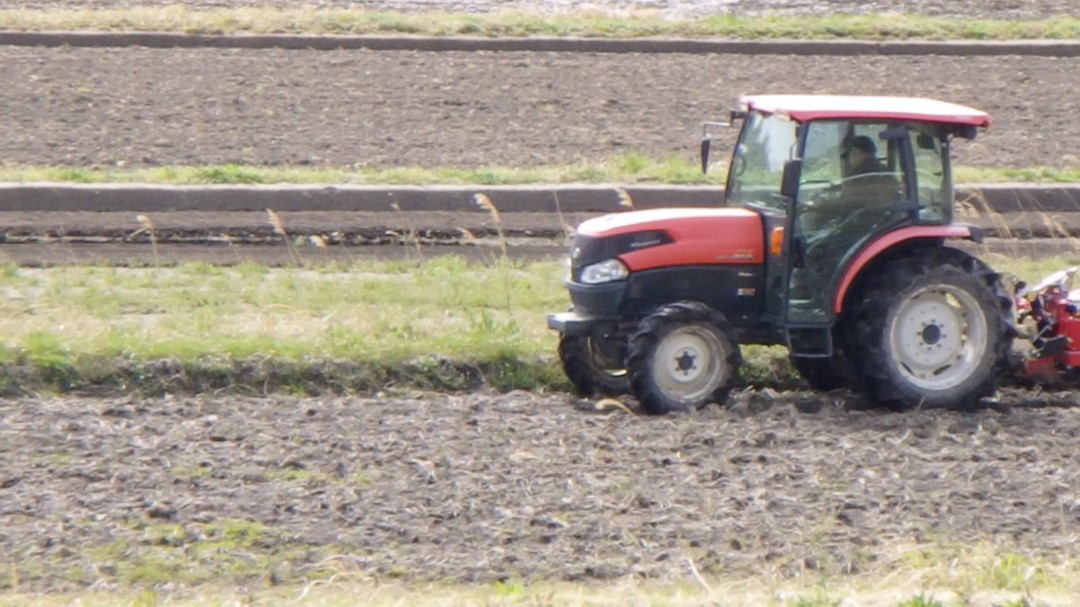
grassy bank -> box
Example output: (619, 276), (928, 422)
(0, 155), (724, 186)
(0, 259), (579, 396)
(0, 252), (1074, 397)
(0, 258), (799, 395)
(2, 159), (1079, 186)
(2, 8), (1080, 40)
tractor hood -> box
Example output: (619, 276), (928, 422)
(573, 207), (764, 271)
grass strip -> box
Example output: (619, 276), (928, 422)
(0, 259), (796, 396)
(3, 539), (1077, 602)
(1, 8), (1080, 40)
(5, 578), (1077, 606)
(0, 253), (1074, 397)
(0, 154), (725, 186)
(1, 159), (1079, 186)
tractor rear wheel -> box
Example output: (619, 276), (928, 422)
(558, 334), (629, 397)
(847, 249), (1013, 410)
(626, 302), (741, 415)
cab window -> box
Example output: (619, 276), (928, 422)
(909, 125), (949, 224)
(726, 111), (798, 212)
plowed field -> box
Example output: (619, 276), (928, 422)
(1, 48), (1077, 171)
(4, 389), (1080, 592)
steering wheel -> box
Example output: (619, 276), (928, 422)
(803, 204), (890, 248)
(797, 184), (844, 230)
(800, 183), (844, 211)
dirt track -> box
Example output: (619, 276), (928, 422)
(4, 389), (1080, 591)
(0, 209), (1073, 267)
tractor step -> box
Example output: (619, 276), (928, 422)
(786, 327), (833, 357)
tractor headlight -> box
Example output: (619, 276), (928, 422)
(580, 258), (629, 285)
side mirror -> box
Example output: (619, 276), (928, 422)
(954, 125), (979, 140)
(700, 137), (711, 174)
(916, 133), (936, 150)
(780, 159), (802, 199)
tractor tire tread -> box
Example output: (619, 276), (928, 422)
(845, 247), (1013, 410)
(558, 334), (630, 397)
(626, 301), (742, 415)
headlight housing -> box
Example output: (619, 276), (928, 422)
(579, 258), (629, 285)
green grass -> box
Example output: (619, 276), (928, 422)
(1, 159), (1079, 186)
(954, 166), (1080, 184)
(0, 155), (726, 186)
(0, 251), (1074, 396)
(1, 8), (1079, 40)
(0, 258), (574, 394)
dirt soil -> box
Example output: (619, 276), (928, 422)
(2, 389), (1080, 591)
(0, 44), (1074, 262)
(1, 2), (1078, 265)
(1, 47), (1077, 173)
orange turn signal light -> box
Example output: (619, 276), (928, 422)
(769, 227), (785, 256)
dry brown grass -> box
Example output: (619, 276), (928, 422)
(134, 213), (159, 267)
(266, 208), (301, 265)
(472, 192), (507, 260)
(957, 187), (1080, 267)
(390, 200), (424, 263)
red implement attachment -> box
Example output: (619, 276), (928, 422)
(1016, 267), (1080, 383)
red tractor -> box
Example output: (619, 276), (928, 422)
(548, 95), (1016, 414)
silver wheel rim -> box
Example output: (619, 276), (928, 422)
(651, 326), (728, 405)
(888, 284), (989, 391)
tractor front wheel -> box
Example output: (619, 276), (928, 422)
(558, 334), (629, 397)
(848, 250), (1013, 409)
(627, 302), (741, 415)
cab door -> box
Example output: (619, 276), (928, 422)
(786, 121), (916, 326)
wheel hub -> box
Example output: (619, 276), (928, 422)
(921, 323), (942, 345)
(674, 349), (699, 379)
(888, 287), (989, 390)
(650, 326), (727, 400)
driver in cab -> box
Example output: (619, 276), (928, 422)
(796, 134), (905, 294)
(837, 135), (902, 207)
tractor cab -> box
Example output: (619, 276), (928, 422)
(549, 95), (1012, 415)
(711, 95), (988, 345)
